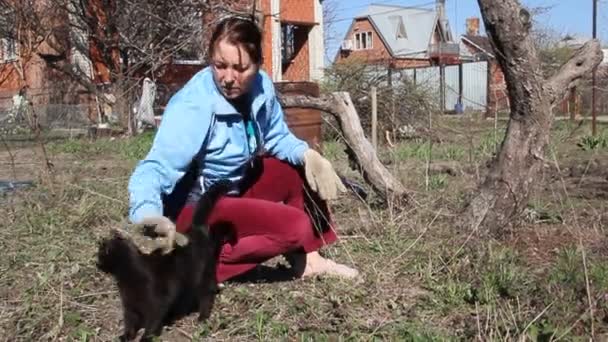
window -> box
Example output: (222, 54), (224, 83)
(354, 32), (372, 50)
(1, 37), (17, 62)
(389, 15), (407, 39)
(281, 24), (296, 65)
(0, 7), (18, 62)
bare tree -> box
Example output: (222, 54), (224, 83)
(321, 0), (339, 63)
(460, 0), (604, 234)
(0, 0), (254, 133)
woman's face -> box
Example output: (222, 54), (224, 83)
(211, 38), (259, 100)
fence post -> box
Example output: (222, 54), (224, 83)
(440, 64), (446, 113)
(371, 86), (378, 150)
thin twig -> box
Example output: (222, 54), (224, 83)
(66, 183), (124, 204)
(519, 301), (555, 339)
(389, 209), (440, 264)
(175, 327), (193, 340)
(581, 239), (595, 339)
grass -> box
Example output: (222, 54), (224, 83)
(47, 130), (155, 162)
(2, 117), (608, 340)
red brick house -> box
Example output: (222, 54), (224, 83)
(459, 17), (509, 116)
(0, 0), (325, 127)
(196, 0), (325, 82)
(334, 2), (460, 69)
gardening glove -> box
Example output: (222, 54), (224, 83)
(303, 148), (347, 201)
(128, 215), (189, 255)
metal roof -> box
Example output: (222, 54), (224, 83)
(353, 4), (442, 59)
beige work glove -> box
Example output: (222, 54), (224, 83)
(303, 149), (347, 201)
(126, 216), (189, 255)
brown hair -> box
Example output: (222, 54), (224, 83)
(208, 17), (263, 64)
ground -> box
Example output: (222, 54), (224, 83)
(1, 115), (608, 341)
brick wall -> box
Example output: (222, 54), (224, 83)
(281, 0), (315, 24)
(336, 18), (391, 63)
(281, 25), (311, 81)
(335, 18), (432, 69)
(392, 59), (432, 69)
(487, 60), (509, 115)
(260, 0), (273, 78)
(0, 63), (23, 93)
(278, 0), (316, 81)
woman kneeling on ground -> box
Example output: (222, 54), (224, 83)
(127, 16), (359, 282)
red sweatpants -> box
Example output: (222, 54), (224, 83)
(175, 157), (338, 283)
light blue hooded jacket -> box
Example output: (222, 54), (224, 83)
(127, 67), (309, 223)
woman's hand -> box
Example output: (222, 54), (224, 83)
(129, 216), (188, 254)
(303, 149), (346, 201)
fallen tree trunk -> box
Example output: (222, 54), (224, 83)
(279, 92), (408, 202)
(462, 0), (604, 233)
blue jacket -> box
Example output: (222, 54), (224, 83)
(127, 67), (309, 223)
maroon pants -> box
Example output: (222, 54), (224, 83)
(175, 157), (338, 283)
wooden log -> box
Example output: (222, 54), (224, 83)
(279, 92), (408, 201)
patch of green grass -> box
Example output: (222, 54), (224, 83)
(442, 145), (467, 161)
(550, 120), (581, 142)
(390, 141), (466, 162)
(475, 130), (502, 158)
(576, 131), (608, 151)
(589, 262), (608, 292)
(550, 246), (584, 289)
(427, 174), (448, 190)
(524, 201), (564, 224)
(322, 140), (344, 162)
(476, 246), (528, 304)
(428, 277), (475, 309)
(48, 130), (155, 162)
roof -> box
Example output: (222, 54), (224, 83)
(351, 4), (445, 59)
(557, 34), (589, 48)
(462, 35), (493, 55)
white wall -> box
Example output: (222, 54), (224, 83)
(308, 0), (325, 81)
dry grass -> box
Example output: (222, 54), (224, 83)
(1, 116), (608, 341)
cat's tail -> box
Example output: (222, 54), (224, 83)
(190, 180), (234, 227)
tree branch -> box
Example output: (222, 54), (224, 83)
(547, 39), (604, 105)
(279, 92), (408, 201)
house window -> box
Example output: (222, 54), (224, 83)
(0, 7), (18, 62)
(281, 24), (296, 65)
(1, 37), (17, 62)
(354, 32), (372, 50)
(389, 15), (407, 39)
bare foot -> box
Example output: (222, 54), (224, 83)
(285, 251), (359, 279)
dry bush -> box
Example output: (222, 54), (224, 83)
(320, 58), (439, 143)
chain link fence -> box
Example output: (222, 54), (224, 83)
(0, 90), (93, 141)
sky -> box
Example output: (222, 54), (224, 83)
(324, 0), (608, 63)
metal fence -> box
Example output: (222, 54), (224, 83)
(399, 61), (489, 112)
(0, 90), (93, 139)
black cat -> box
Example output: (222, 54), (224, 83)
(96, 180), (235, 341)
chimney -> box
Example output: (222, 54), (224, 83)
(466, 17), (480, 36)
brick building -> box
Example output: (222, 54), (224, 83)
(0, 0), (325, 128)
(202, 0), (325, 82)
(334, 2), (460, 69)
